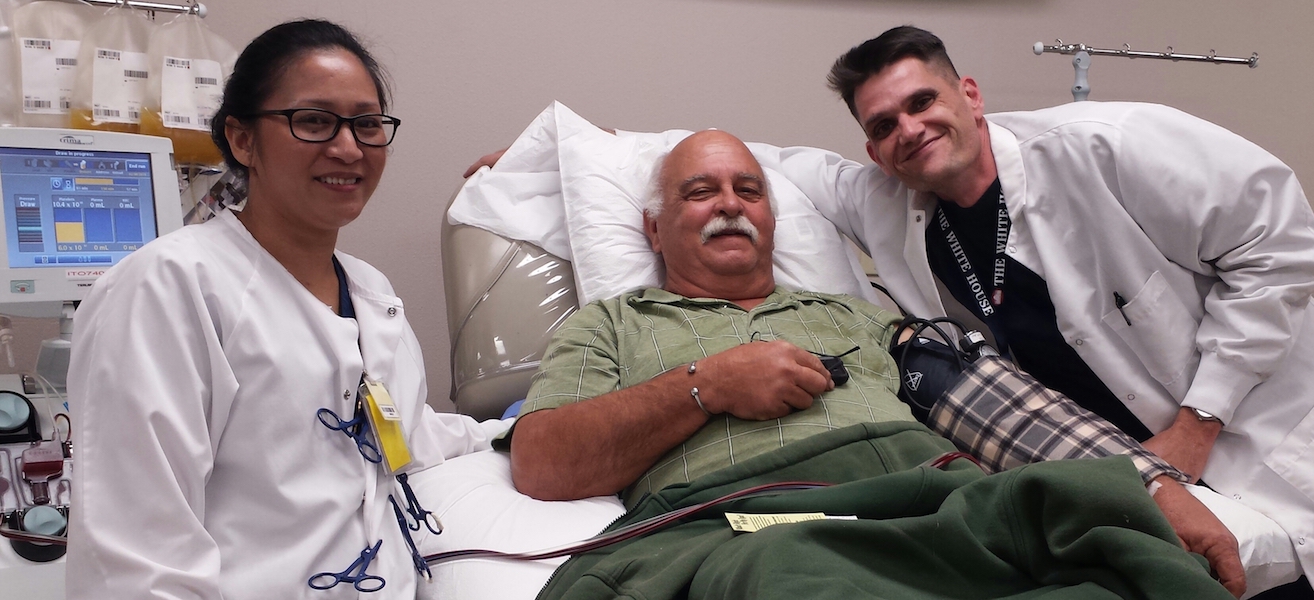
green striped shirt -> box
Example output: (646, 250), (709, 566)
(520, 287), (914, 506)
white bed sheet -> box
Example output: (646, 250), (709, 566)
(412, 448), (625, 600)
(1185, 485), (1303, 598)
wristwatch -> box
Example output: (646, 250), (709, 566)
(1190, 407), (1223, 424)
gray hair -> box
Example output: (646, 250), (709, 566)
(641, 151), (777, 218)
(642, 152), (670, 218)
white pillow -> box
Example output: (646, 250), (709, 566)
(554, 104), (877, 305)
(412, 449), (626, 600)
(447, 102), (572, 260)
(447, 101), (878, 307)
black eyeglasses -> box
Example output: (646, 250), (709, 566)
(248, 108), (400, 147)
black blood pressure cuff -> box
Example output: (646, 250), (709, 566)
(890, 318), (1187, 486)
(890, 334), (964, 423)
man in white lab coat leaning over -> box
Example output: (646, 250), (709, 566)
(755, 25), (1314, 595)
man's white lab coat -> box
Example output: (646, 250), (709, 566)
(756, 101), (1314, 582)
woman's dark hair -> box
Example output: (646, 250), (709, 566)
(210, 19), (392, 177)
(827, 26), (959, 119)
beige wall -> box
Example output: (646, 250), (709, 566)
(194, 0), (1313, 412)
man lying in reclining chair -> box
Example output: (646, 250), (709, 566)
(496, 128), (1245, 599)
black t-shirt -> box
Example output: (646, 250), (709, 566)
(925, 179), (1154, 441)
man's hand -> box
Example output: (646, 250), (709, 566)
(511, 340), (831, 500)
(462, 148), (508, 178)
(1151, 476), (1246, 597)
(1143, 407), (1223, 483)
(695, 340), (833, 420)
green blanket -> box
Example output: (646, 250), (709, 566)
(539, 421), (1229, 600)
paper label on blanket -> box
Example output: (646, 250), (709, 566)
(725, 512), (855, 532)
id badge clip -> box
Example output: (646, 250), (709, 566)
(361, 375), (412, 473)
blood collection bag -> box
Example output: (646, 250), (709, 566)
(140, 12), (235, 166)
(69, 2), (154, 132)
(0, 1), (23, 126)
(21, 441), (63, 505)
(11, 0), (97, 127)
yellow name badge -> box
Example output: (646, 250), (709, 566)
(361, 375), (412, 473)
(724, 512), (856, 533)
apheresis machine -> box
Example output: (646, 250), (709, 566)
(0, 127), (182, 599)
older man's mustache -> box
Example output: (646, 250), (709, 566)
(700, 216), (760, 245)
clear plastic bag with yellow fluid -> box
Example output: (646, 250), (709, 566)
(141, 12), (235, 166)
(69, 2), (154, 133)
(11, 0), (97, 128)
(0, 0), (30, 126)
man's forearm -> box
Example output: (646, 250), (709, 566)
(510, 368), (709, 500)
(931, 355), (1188, 484)
(1142, 406), (1223, 484)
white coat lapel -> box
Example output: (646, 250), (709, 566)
(902, 188), (946, 317)
(986, 122), (1044, 279)
(340, 260), (405, 384)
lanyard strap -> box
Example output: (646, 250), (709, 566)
(331, 256), (432, 580)
(331, 256), (370, 431)
(936, 187), (1010, 312)
(333, 255), (356, 319)
(935, 187), (1011, 350)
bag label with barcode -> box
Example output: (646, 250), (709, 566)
(89, 47), (147, 125)
(161, 56), (223, 133)
(19, 37), (80, 115)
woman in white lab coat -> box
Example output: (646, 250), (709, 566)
(66, 19), (503, 599)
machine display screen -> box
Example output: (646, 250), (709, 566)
(0, 147), (159, 270)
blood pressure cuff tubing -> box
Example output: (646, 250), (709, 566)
(892, 338), (1187, 486)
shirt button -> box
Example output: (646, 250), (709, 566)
(915, 214), (923, 223)
(1007, 246), (1017, 254)
(388, 307), (398, 317)
(1233, 494), (1242, 500)
(1298, 537), (1306, 546)
(1126, 393), (1136, 401)
(343, 390), (351, 400)
(1074, 339), (1084, 346)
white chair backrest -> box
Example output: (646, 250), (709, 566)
(442, 196), (579, 419)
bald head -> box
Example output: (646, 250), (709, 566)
(641, 130), (778, 302)
(644, 130), (775, 218)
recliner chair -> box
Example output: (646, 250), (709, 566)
(441, 199), (578, 420)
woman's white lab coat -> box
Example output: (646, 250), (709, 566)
(755, 101), (1314, 582)
(66, 209), (505, 599)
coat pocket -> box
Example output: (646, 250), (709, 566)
(1100, 271), (1200, 400)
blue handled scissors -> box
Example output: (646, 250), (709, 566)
(308, 540), (386, 592)
(317, 407), (383, 464)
